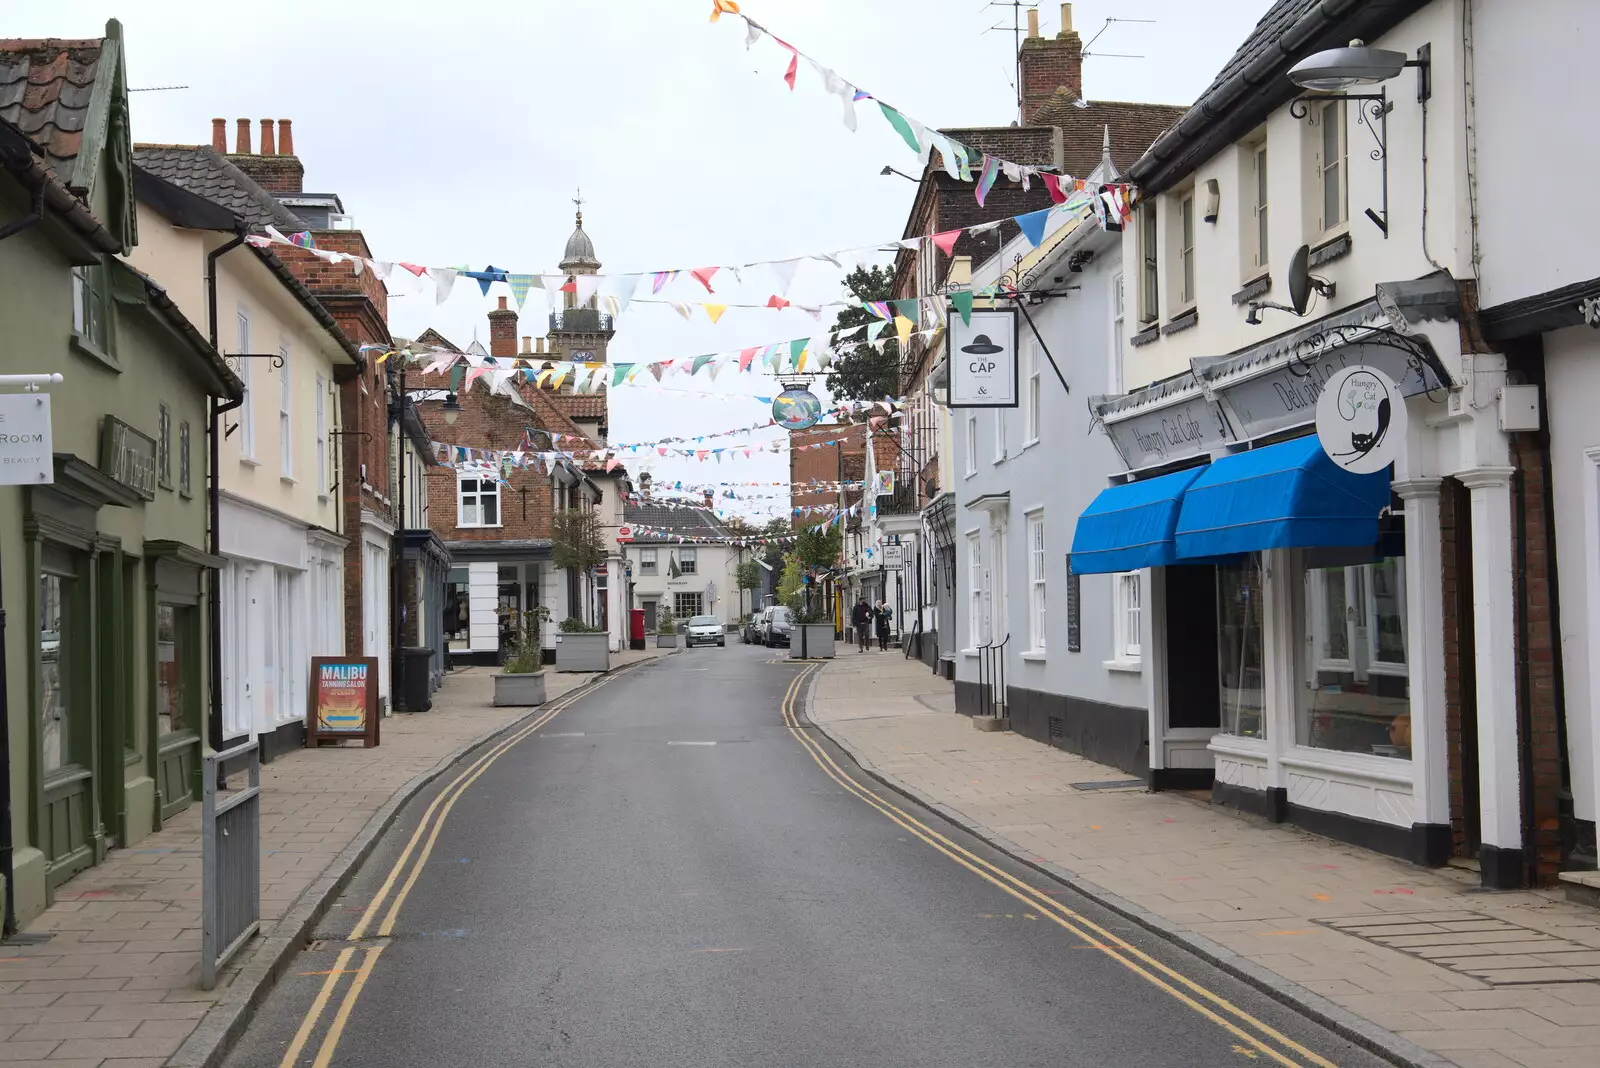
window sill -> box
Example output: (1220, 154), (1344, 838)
(318, 493), (332, 505)
(1309, 231), (1352, 267)
(960, 648), (981, 658)
(1020, 650), (1047, 662)
(457, 524), (504, 530)
(1130, 324), (1160, 348)
(70, 332), (120, 372)
(1020, 438), (1040, 452)
(281, 475), (299, 486)
(1232, 274), (1271, 305)
(1103, 657), (1143, 674)
(1161, 309), (1199, 336)
(239, 456), (261, 468)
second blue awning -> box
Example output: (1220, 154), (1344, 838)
(1070, 466), (1208, 574)
(1173, 435), (1391, 559)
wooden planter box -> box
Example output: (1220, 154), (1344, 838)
(493, 671), (547, 707)
(555, 633), (611, 672)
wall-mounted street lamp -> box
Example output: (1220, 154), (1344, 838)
(880, 165), (919, 182)
(440, 392), (463, 425)
(1286, 38), (1432, 238)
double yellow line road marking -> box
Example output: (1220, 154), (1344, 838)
(277, 676), (617, 1068)
(778, 665), (1337, 1068)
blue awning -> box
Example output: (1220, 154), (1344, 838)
(1174, 436), (1391, 559)
(1070, 466), (1208, 574)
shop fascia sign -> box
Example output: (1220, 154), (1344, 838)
(0, 392), (54, 486)
(1096, 325), (1447, 471)
(99, 415), (156, 499)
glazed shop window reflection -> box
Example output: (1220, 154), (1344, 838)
(155, 603), (196, 735)
(40, 573), (68, 774)
(1299, 556), (1409, 757)
(1217, 555), (1265, 738)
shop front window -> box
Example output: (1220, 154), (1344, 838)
(1217, 555), (1265, 739)
(40, 572), (68, 773)
(155, 602), (196, 735)
(445, 566), (471, 646)
(1299, 556), (1410, 757)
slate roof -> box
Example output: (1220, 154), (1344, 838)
(0, 35), (102, 179)
(1127, 0), (1427, 192)
(624, 504), (733, 543)
(133, 144), (306, 231)
(1029, 96), (1189, 179)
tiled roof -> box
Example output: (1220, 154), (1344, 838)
(1028, 96), (1189, 178)
(552, 391), (607, 420)
(1127, 0), (1425, 192)
(133, 144), (305, 231)
(0, 35), (102, 181)
(624, 504), (732, 542)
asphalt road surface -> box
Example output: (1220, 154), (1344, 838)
(225, 644), (1393, 1068)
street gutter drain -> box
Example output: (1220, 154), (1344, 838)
(1067, 779), (1146, 792)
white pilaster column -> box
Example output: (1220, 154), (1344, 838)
(1393, 478), (1449, 836)
(1260, 548), (1298, 801)
(1457, 467), (1523, 859)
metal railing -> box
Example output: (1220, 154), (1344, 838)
(201, 739), (260, 990)
(976, 634), (1010, 721)
(548, 309), (614, 334)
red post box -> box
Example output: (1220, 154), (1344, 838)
(629, 608), (646, 651)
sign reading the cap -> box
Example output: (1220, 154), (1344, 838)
(946, 306), (1019, 408)
(1315, 365), (1407, 475)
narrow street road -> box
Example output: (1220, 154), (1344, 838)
(226, 647), (1390, 1068)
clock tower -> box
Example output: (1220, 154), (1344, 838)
(543, 191), (614, 441)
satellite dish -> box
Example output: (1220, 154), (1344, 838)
(1288, 244), (1312, 315)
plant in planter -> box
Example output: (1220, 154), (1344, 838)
(554, 613), (610, 672)
(493, 608), (548, 707)
(655, 611), (680, 649)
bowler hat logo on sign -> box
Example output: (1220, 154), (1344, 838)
(1315, 365), (1406, 475)
(960, 334), (1004, 355)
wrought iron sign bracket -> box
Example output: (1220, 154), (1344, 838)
(1290, 90), (1392, 237)
(221, 353), (287, 438)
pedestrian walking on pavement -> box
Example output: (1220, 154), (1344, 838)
(851, 597), (872, 652)
(874, 600), (892, 651)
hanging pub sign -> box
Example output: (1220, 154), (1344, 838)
(1315, 365), (1407, 474)
(772, 386), (823, 430)
(306, 656), (381, 747)
(947, 306), (1018, 408)
(0, 393), (53, 486)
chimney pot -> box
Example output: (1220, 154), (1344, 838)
(235, 118), (251, 155)
(277, 119), (294, 155)
(1026, 8), (1039, 37)
(258, 118), (275, 155)
(210, 118), (226, 152)
(498, 296), (508, 310)
(521, 336), (532, 354)
(1060, 2), (1072, 33)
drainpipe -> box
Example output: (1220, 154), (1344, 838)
(206, 231), (247, 757)
(0, 205), (46, 937)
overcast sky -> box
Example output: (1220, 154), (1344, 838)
(26, 0), (1265, 521)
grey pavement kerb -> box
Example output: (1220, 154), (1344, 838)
(166, 653), (668, 1068)
(797, 669), (1458, 1068)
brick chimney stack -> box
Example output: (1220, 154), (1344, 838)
(640, 472), (652, 499)
(222, 117), (305, 195)
(488, 296), (519, 358)
(703, 489), (714, 509)
(211, 118), (226, 152)
(1020, 2), (1084, 124)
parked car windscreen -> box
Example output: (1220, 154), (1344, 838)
(689, 616), (719, 626)
(771, 607), (791, 622)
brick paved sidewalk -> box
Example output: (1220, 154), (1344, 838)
(809, 653), (1600, 1068)
(0, 649), (667, 1067)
